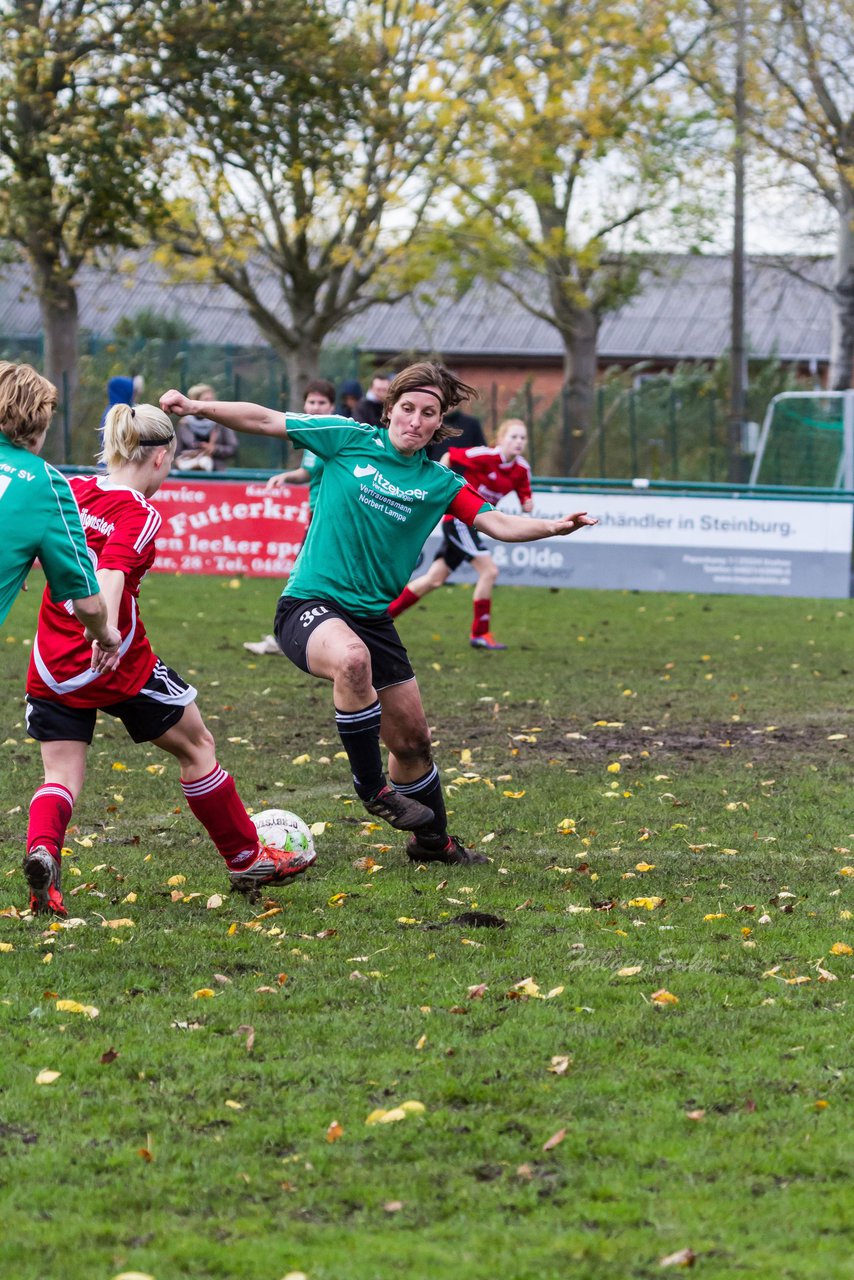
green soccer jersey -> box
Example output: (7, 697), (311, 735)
(283, 416), (490, 616)
(301, 448), (324, 511)
(0, 437), (99, 626)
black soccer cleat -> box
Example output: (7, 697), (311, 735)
(363, 784), (434, 831)
(406, 832), (489, 866)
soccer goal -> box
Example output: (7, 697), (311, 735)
(749, 390), (854, 489)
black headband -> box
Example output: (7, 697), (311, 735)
(139, 433), (175, 446)
(405, 386), (445, 409)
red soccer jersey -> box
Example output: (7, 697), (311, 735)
(444, 446), (532, 512)
(27, 476), (160, 707)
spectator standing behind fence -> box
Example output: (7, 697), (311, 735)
(354, 372), (391, 428)
(336, 379), (363, 420)
(244, 379), (336, 656)
(174, 383), (238, 471)
(389, 419), (533, 650)
(425, 401), (485, 460)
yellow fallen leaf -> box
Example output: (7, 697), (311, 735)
(111, 762), (128, 771)
(101, 918), (135, 929)
(415, 1034), (427, 1050)
(55, 999), (99, 1018)
(42, 952), (52, 964)
(838, 867), (854, 876)
(365, 1108), (388, 1125)
(703, 913), (727, 921)
(635, 862), (655, 872)
(607, 762), (621, 773)
(513, 978), (541, 998)
(503, 790), (526, 799)
(74, 837), (94, 848)
(224, 1099), (243, 1110)
(545, 986), (565, 999)
(0, 942), (14, 953)
(166, 875), (185, 887)
(36, 1069), (61, 1085)
(399, 1100), (426, 1114)
(206, 894), (224, 910)
(784, 976), (811, 985)
(480, 832), (495, 843)
(377, 1107), (408, 1124)
(291, 753), (311, 764)
(617, 965), (642, 977)
(192, 988), (216, 999)
(227, 922), (238, 936)
(829, 942), (853, 956)
(629, 897), (664, 910)
(651, 989), (679, 1006)
(122, 892), (137, 904)
(548, 1055), (571, 1075)
(397, 917), (420, 925)
(309, 821), (328, 836)
(460, 748), (473, 765)
(113, 1273), (156, 1280)
(145, 764), (166, 775)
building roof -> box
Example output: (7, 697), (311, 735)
(0, 250), (835, 363)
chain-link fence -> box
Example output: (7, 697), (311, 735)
(0, 333), (804, 479)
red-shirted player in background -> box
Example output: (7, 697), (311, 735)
(22, 403), (315, 917)
(388, 419), (533, 650)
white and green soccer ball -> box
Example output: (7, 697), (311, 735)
(252, 808), (314, 856)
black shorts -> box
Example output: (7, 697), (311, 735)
(274, 596), (415, 691)
(26, 660), (196, 745)
(434, 518), (488, 572)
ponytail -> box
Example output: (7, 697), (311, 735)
(100, 403), (174, 468)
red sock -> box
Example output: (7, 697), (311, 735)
(180, 765), (260, 867)
(27, 784), (74, 864)
(472, 597), (491, 637)
(388, 585), (419, 618)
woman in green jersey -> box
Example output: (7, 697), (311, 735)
(161, 363), (596, 867)
(0, 360), (120, 665)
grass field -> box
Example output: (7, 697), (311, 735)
(0, 575), (852, 1280)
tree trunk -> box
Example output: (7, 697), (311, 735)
(32, 263), (79, 465)
(282, 338), (322, 409)
(829, 180), (854, 391)
(559, 308), (599, 476)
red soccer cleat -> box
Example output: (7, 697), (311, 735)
(228, 843), (316, 891)
(23, 846), (68, 918)
(470, 633), (508, 650)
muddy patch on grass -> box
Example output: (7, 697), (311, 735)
(447, 718), (850, 763)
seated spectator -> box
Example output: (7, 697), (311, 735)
(354, 372), (391, 427)
(175, 383), (238, 471)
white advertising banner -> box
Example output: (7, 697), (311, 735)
(412, 492), (853, 598)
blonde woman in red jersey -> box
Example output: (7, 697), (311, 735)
(388, 419), (533, 649)
(22, 404), (314, 917)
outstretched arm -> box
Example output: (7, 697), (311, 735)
(474, 509), (597, 542)
(160, 390), (288, 439)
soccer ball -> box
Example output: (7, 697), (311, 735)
(252, 808), (314, 856)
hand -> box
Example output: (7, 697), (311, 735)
(87, 624), (122, 674)
(265, 471), (291, 491)
(551, 512), (598, 536)
(160, 388), (192, 416)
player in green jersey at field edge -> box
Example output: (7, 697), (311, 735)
(161, 363), (597, 866)
(0, 361), (120, 665)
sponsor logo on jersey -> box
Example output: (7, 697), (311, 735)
(352, 461), (427, 502)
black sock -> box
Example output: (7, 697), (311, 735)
(393, 764), (448, 839)
(335, 701), (385, 800)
